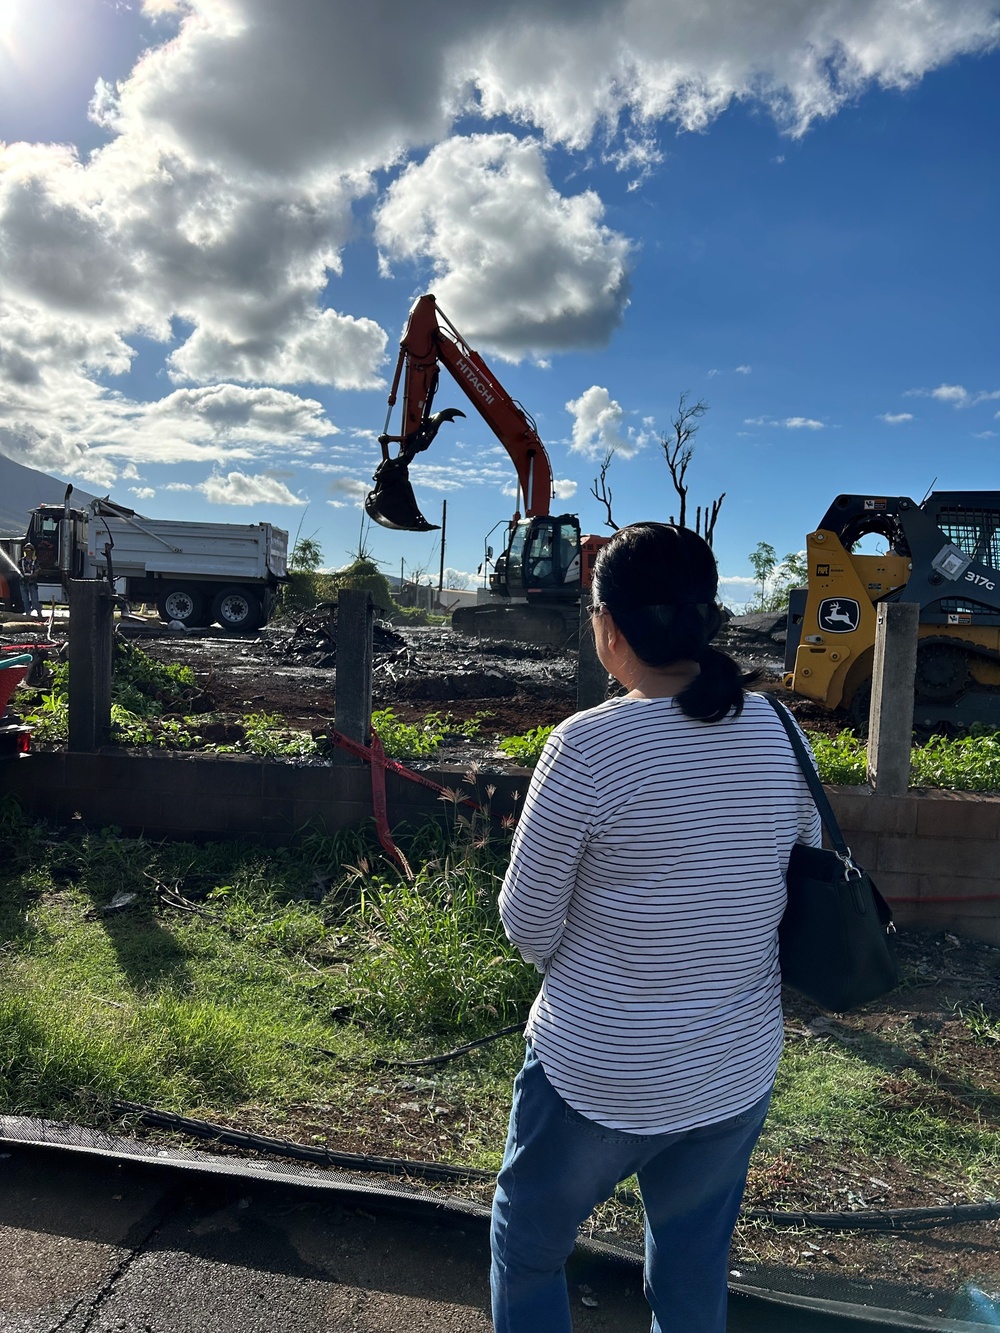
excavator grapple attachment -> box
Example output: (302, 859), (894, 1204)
(365, 408), (467, 532)
(365, 458), (439, 532)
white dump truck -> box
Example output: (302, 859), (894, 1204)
(23, 491), (288, 630)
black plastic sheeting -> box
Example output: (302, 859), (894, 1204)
(1, 1116), (998, 1332)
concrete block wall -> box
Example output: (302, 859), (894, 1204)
(826, 786), (1000, 946)
(0, 750), (526, 844)
(2, 752), (998, 945)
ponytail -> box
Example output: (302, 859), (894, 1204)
(677, 647), (757, 723)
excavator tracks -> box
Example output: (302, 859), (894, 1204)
(451, 603), (578, 648)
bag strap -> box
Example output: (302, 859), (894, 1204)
(760, 692), (852, 861)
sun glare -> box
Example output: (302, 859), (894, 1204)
(0, 1), (28, 65)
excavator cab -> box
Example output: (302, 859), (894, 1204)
(491, 516), (582, 599)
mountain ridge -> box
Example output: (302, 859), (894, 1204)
(0, 452), (98, 537)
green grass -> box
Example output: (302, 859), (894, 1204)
(0, 802), (528, 1145)
(3, 800), (1000, 1204)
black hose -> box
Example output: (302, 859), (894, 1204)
(111, 1101), (494, 1182)
(742, 1201), (1000, 1231)
(113, 1101), (1000, 1231)
(373, 1022), (525, 1068)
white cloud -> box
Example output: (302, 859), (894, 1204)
(735, 365), (752, 375)
(198, 470), (307, 505)
(931, 383), (971, 405)
(553, 478), (578, 499)
(326, 476), (371, 509)
(744, 415), (824, 429)
(565, 385), (651, 459)
(375, 135), (631, 359)
(907, 383), (1000, 408)
(2, 0), (997, 497)
(467, 0), (1000, 145)
(147, 384), (337, 438)
(718, 574), (759, 611)
(878, 411), (914, 424)
(130, 486), (157, 500)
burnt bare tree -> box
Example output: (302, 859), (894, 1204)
(589, 447), (620, 531)
(661, 393), (725, 549)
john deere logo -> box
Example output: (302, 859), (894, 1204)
(818, 598), (861, 633)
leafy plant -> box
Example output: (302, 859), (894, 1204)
(328, 558), (396, 614)
(498, 725), (554, 766)
(369, 708), (483, 760)
(909, 733), (1000, 793)
(370, 708), (447, 759)
(748, 541), (777, 610)
(806, 730), (868, 785)
(290, 535), (324, 571)
(238, 712), (317, 758)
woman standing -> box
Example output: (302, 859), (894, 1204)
(491, 523), (820, 1333)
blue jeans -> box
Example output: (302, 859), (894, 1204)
(490, 1045), (770, 1333)
(21, 580), (41, 616)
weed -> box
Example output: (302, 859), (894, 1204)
(370, 708), (483, 760)
(806, 730), (868, 785)
(237, 712), (317, 758)
(955, 1002), (1000, 1044)
(347, 859), (535, 1032)
(909, 733), (1000, 793)
(498, 725), (554, 767)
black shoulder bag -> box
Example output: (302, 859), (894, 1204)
(763, 693), (900, 1013)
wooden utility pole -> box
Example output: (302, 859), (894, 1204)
(68, 580), (115, 751)
(332, 588), (374, 765)
(438, 500), (447, 594)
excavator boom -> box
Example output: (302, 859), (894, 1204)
(365, 294), (554, 532)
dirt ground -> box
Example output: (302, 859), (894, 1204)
(122, 607), (821, 756)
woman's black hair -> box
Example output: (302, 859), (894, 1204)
(591, 522), (754, 722)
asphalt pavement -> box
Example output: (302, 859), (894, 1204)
(0, 1126), (955, 1333)
(0, 1138), (654, 1333)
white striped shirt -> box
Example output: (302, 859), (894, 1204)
(499, 691), (821, 1135)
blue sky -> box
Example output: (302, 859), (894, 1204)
(1, 0), (998, 606)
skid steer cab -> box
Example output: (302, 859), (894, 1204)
(784, 492), (1000, 732)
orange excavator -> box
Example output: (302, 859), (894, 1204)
(365, 294), (608, 643)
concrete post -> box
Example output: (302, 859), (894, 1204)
(867, 600), (919, 795)
(577, 598), (609, 711)
(68, 579), (115, 752)
(333, 588), (374, 764)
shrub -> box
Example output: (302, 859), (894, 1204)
(328, 559), (396, 614)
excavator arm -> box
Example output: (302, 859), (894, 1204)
(365, 294), (554, 532)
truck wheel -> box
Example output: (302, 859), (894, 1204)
(211, 586), (264, 632)
(157, 585), (204, 627)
